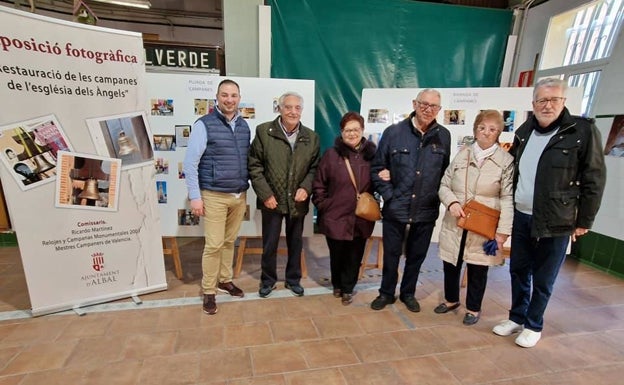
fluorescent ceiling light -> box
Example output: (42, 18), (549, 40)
(90, 0), (152, 9)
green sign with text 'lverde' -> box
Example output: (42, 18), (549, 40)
(144, 42), (223, 74)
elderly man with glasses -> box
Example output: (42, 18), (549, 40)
(492, 78), (606, 348)
(370, 88), (451, 312)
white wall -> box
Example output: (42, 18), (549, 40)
(515, 0), (624, 240)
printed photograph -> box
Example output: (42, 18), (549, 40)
(54, 151), (121, 211)
(155, 157), (169, 174)
(86, 111), (154, 170)
(272, 98), (280, 113)
(503, 110), (515, 132)
(194, 99), (208, 115)
(0, 115), (72, 191)
(239, 102), (256, 119)
(150, 98), (174, 116)
(157, 181), (167, 204)
(393, 112), (410, 124)
(178, 162), (185, 179)
(207, 99), (216, 114)
(153, 134), (176, 151)
(603, 114), (624, 157)
(457, 135), (475, 150)
(367, 108), (389, 124)
(444, 109), (465, 125)
(175, 125), (191, 147)
(178, 208), (200, 226)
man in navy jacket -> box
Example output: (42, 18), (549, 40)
(370, 88), (451, 312)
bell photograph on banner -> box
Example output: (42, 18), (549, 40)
(0, 114), (72, 191)
(87, 111), (154, 171)
(55, 151), (122, 212)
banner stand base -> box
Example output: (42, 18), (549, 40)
(73, 307), (86, 317)
(132, 295), (143, 305)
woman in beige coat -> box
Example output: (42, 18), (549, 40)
(436, 110), (514, 325)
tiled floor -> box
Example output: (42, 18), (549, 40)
(0, 235), (623, 384)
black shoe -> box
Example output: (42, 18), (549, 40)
(285, 282), (305, 296)
(341, 291), (356, 306)
(258, 284), (276, 298)
(400, 296), (421, 312)
(370, 294), (396, 310)
(202, 294), (217, 315)
(463, 312), (480, 325)
(434, 302), (460, 314)
(333, 288), (342, 298)
(217, 281), (245, 297)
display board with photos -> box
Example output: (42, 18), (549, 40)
(146, 73), (315, 237)
(360, 87), (584, 239)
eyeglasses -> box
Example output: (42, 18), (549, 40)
(476, 125), (500, 134)
(416, 101), (441, 111)
(534, 97), (566, 107)
(342, 128), (362, 134)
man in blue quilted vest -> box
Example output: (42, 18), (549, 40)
(183, 79), (250, 315)
(370, 88), (451, 312)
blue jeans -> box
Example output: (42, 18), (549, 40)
(509, 210), (569, 332)
(379, 219), (435, 299)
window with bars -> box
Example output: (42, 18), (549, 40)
(537, 0), (623, 115)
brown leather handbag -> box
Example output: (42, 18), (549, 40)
(344, 158), (381, 222)
(457, 199), (500, 240)
(456, 150), (500, 240)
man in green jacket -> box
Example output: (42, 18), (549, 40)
(248, 92), (320, 298)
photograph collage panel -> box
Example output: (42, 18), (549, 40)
(0, 115), (72, 191)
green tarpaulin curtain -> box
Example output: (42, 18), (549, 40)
(269, 0), (512, 151)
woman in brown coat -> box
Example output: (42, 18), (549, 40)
(312, 112), (377, 305)
(436, 110), (514, 325)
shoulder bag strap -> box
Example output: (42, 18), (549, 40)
(464, 148), (470, 203)
(344, 157), (360, 197)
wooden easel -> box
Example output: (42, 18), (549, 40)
(359, 236), (383, 278)
(162, 237), (183, 279)
(234, 236), (308, 278)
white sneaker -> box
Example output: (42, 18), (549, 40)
(515, 329), (542, 348)
(492, 319), (523, 336)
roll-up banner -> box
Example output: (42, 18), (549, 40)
(0, 7), (166, 316)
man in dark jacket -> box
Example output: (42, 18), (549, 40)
(493, 78), (606, 348)
(183, 79), (250, 315)
(248, 92), (320, 298)
(370, 88), (451, 312)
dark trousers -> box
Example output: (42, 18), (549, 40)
(326, 236), (367, 294)
(443, 230), (489, 312)
(260, 210), (305, 287)
(379, 219), (435, 299)
(509, 210), (569, 332)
